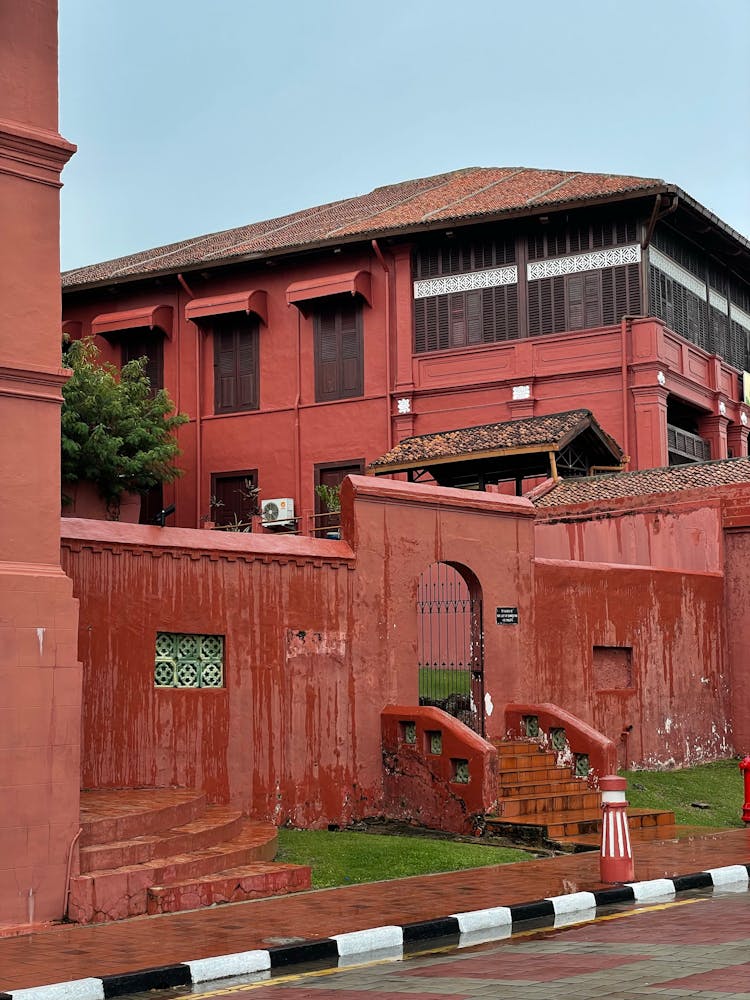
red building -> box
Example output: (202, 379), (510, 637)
(62, 167), (750, 528)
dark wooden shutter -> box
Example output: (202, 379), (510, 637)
(211, 470), (257, 525)
(215, 328), (238, 411)
(213, 317), (259, 414)
(567, 272), (602, 329)
(122, 334), (163, 390)
(315, 299), (363, 402)
(340, 303), (363, 396)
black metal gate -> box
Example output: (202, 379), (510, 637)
(417, 562), (484, 735)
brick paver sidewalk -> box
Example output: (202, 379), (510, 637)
(0, 828), (748, 993)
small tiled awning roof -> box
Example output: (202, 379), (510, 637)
(369, 409), (622, 475)
(91, 304), (173, 339)
(185, 289), (268, 326)
(286, 270), (372, 308)
(534, 456), (750, 508)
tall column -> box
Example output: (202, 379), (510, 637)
(630, 385), (669, 469)
(698, 412), (730, 461)
(0, 2), (80, 926)
(728, 419), (749, 459)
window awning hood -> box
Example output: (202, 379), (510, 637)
(185, 289), (268, 326)
(91, 304), (173, 339)
(286, 269), (372, 309)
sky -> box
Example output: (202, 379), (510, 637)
(59, 0), (750, 272)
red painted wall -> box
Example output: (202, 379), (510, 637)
(0, 0), (81, 928)
(532, 559), (729, 769)
(62, 476), (745, 830)
(61, 478), (536, 826)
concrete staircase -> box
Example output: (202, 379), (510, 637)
(485, 741), (675, 850)
(69, 789), (311, 923)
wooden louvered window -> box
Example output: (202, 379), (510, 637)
(213, 315), (259, 414)
(314, 298), (363, 402)
(122, 334), (164, 391)
(210, 470), (258, 526)
(528, 264), (641, 337)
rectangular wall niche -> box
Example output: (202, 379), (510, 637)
(154, 632), (225, 688)
(593, 645), (633, 690)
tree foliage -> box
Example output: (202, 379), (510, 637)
(61, 338), (188, 506)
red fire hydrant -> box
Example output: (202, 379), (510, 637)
(599, 775), (635, 884)
(740, 756), (750, 824)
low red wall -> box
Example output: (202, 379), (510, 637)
(381, 706), (498, 833)
(61, 478), (536, 828)
(532, 559), (730, 768)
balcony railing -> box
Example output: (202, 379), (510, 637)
(667, 424), (711, 463)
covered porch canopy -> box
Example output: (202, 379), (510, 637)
(368, 409), (625, 494)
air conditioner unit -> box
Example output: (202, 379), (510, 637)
(261, 497), (295, 528)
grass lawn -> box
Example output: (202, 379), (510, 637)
(276, 829), (532, 889)
(622, 758), (745, 828)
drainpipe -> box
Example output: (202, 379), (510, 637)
(620, 315), (644, 469)
(295, 309), (302, 520)
(177, 273), (199, 526)
(372, 239), (393, 450)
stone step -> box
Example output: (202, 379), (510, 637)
(551, 821), (716, 852)
(498, 766), (575, 785)
(498, 789), (601, 818)
(486, 807), (676, 846)
(498, 751), (559, 771)
(147, 862), (311, 915)
(79, 806), (244, 873)
(79, 788), (207, 847)
(498, 779), (583, 798)
(492, 740), (540, 755)
(69, 820), (278, 923)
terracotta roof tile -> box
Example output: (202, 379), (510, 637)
(370, 409), (609, 470)
(534, 457), (750, 508)
(62, 166), (666, 289)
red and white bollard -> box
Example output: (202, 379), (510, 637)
(599, 775), (635, 884)
(740, 756), (750, 824)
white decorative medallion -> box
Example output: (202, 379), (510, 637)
(413, 265), (517, 300)
(527, 244), (641, 282)
(719, 400), (727, 416)
(396, 397), (411, 415)
(741, 412), (748, 427)
(657, 370), (666, 386)
(512, 384), (531, 400)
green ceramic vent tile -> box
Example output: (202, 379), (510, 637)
(426, 730), (443, 755)
(574, 753), (590, 777)
(154, 632), (225, 688)
(523, 714), (540, 738)
(452, 758), (470, 783)
(402, 721), (417, 744)
(550, 727), (567, 750)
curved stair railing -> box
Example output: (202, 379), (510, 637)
(504, 702), (617, 786)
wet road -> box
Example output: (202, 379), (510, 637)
(122, 886), (750, 999)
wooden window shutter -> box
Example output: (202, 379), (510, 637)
(315, 300), (363, 401)
(566, 272), (602, 330)
(340, 304), (363, 397)
(215, 328), (237, 411)
(213, 317), (259, 414)
(122, 334), (163, 390)
(237, 328), (258, 409)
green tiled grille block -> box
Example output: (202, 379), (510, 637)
(155, 632), (225, 688)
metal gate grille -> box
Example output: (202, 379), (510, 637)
(417, 562), (484, 735)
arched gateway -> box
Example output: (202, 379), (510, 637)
(416, 562), (484, 735)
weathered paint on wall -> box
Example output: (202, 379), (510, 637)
(62, 477), (745, 832)
(61, 478), (536, 827)
(533, 560), (730, 769)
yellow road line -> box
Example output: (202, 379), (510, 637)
(192, 896), (710, 996)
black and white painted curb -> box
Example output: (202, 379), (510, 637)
(3, 864), (748, 1000)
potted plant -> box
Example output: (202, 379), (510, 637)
(314, 483), (341, 538)
(61, 337), (188, 520)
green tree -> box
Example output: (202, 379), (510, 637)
(61, 338), (188, 510)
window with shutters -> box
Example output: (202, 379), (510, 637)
(213, 315), (259, 414)
(313, 298), (363, 402)
(121, 334), (164, 391)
